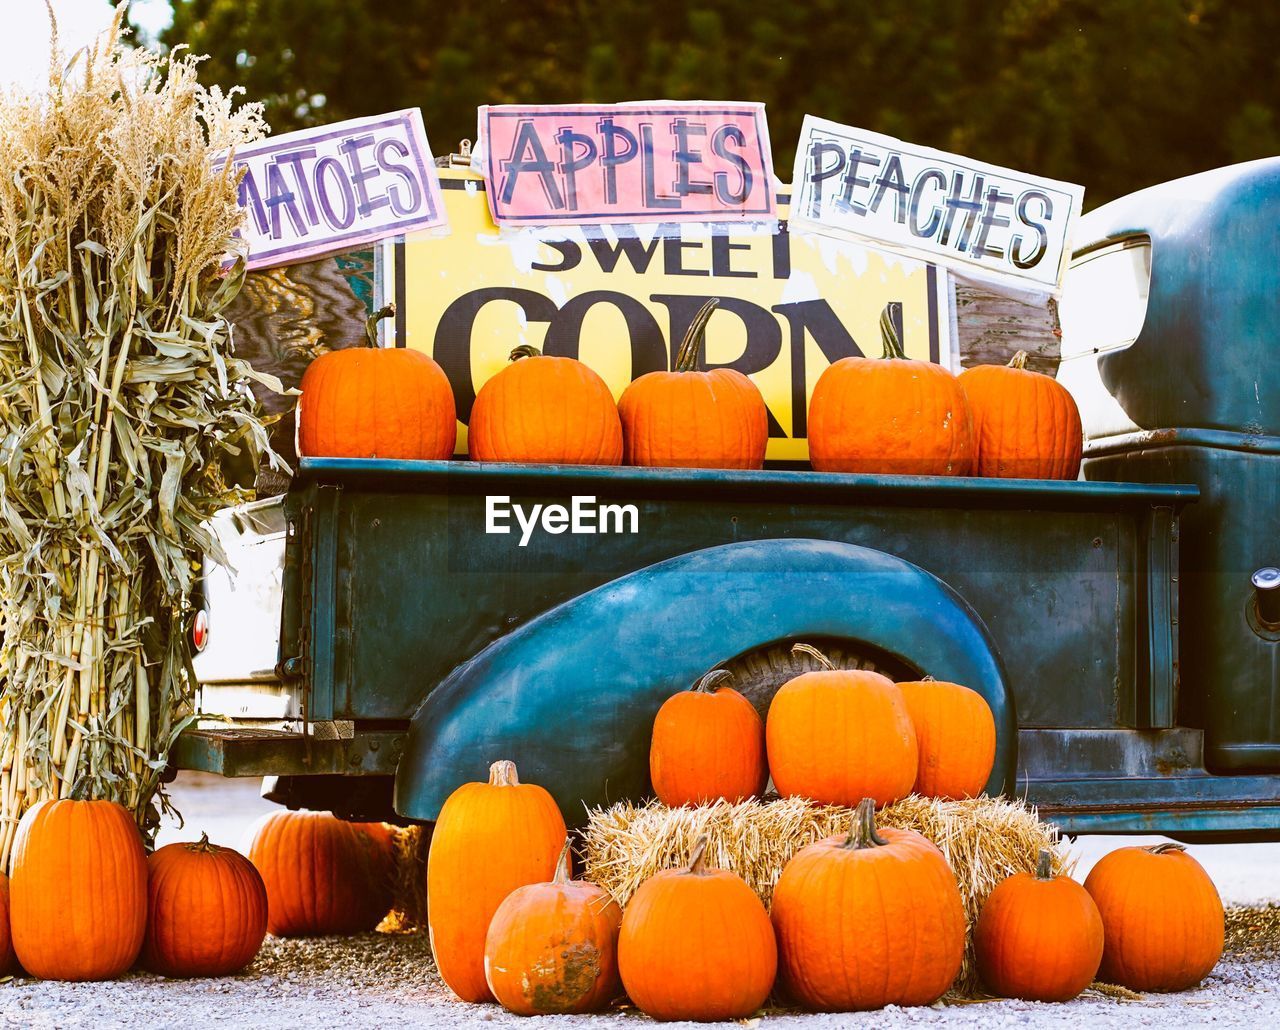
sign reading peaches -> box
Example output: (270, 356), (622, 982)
(475, 102), (777, 227)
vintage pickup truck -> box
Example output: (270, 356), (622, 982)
(176, 157), (1280, 842)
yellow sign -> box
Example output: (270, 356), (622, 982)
(398, 168), (948, 462)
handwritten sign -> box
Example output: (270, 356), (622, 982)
(790, 116), (1084, 294)
(476, 102), (776, 227)
(225, 110), (448, 269)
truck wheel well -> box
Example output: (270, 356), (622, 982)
(722, 638), (916, 720)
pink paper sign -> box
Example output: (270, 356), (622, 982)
(223, 109), (449, 269)
(478, 102), (776, 226)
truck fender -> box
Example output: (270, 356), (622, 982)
(394, 538), (1016, 825)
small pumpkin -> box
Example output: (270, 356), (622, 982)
(808, 313), (973, 476)
(483, 839), (622, 1015)
(974, 849), (1103, 1001)
(298, 303), (457, 460)
(1084, 843), (1224, 992)
(650, 669), (767, 807)
(10, 798), (148, 981)
(766, 644), (917, 807)
(898, 677), (996, 799)
(959, 350), (1083, 479)
(618, 836), (776, 1022)
(469, 346), (623, 465)
(619, 298), (768, 469)
(772, 797), (965, 1011)
(0, 874), (19, 975)
(247, 811), (395, 937)
(142, 833), (268, 977)
(428, 760), (568, 1003)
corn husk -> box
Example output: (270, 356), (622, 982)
(0, 6), (279, 860)
(582, 793), (1066, 997)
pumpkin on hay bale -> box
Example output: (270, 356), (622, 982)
(581, 792), (1066, 998)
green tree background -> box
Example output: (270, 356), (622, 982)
(157, 0), (1280, 208)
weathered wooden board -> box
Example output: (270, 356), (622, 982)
(955, 282), (1062, 375)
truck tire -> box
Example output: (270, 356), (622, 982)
(721, 639), (913, 720)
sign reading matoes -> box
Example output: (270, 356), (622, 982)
(476, 102), (776, 227)
(226, 109), (448, 269)
(790, 115), (1084, 294)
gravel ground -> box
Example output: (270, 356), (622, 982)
(1, 773), (1277, 1028)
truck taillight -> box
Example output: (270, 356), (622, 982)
(192, 609), (209, 652)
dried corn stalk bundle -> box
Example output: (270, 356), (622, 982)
(0, 8), (280, 863)
(582, 793), (1066, 996)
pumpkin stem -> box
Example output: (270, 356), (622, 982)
(791, 642), (835, 671)
(552, 838), (573, 884)
(489, 760), (520, 786)
(879, 304), (906, 360)
(1008, 350), (1029, 370)
(673, 298), (720, 373)
(185, 831), (218, 854)
(691, 668), (733, 694)
(508, 344), (542, 362)
(844, 798), (889, 850)
(1147, 842), (1187, 855)
(685, 835), (712, 875)
(1035, 848), (1054, 880)
(363, 303), (395, 348)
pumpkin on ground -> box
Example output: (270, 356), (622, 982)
(10, 798), (148, 981)
(959, 350), (1083, 479)
(298, 303), (457, 460)
(617, 836), (776, 1022)
(974, 849), (1103, 1001)
(247, 811), (395, 937)
(766, 644), (917, 807)
(0, 874), (18, 975)
(650, 669), (767, 807)
(483, 840), (622, 1015)
(898, 677), (996, 799)
(771, 798), (966, 1011)
(428, 760), (567, 1003)
(808, 314), (973, 476)
(142, 833), (268, 977)
(1084, 843), (1224, 992)
(469, 346), (623, 465)
(619, 298), (768, 469)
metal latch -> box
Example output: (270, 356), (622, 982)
(435, 139), (473, 168)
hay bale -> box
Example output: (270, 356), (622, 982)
(581, 793), (1065, 997)
(380, 824), (431, 934)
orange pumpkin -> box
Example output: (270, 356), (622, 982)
(10, 798), (148, 981)
(959, 350), (1082, 479)
(650, 669), (767, 807)
(619, 298), (768, 469)
(0, 874), (18, 975)
(618, 836), (776, 1022)
(974, 849), (1103, 1001)
(142, 833), (268, 977)
(469, 346), (623, 465)
(428, 760), (568, 1003)
(1084, 843), (1224, 992)
(766, 644), (918, 807)
(898, 677), (996, 799)
(247, 811), (395, 937)
(772, 798), (965, 1011)
(298, 304), (457, 460)
(483, 840), (622, 1015)
(808, 317), (973, 476)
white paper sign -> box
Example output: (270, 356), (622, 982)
(790, 115), (1084, 294)
(223, 109), (449, 269)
